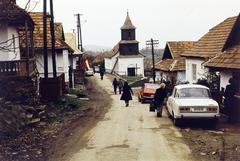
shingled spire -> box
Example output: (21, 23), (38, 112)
(121, 11), (136, 29)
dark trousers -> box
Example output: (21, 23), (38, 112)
(155, 101), (164, 115)
(119, 87), (122, 94)
(114, 86), (117, 94)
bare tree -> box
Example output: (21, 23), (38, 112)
(24, 0), (40, 12)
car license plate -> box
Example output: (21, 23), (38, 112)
(191, 107), (205, 112)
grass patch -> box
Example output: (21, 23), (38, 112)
(69, 89), (88, 98)
(122, 76), (142, 83)
(56, 95), (86, 111)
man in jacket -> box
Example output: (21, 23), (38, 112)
(154, 83), (167, 117)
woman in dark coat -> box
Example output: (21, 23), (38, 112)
(120, 82), (133, 107)
(154, 83), (167, 117)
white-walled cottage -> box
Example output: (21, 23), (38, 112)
(181, 16), (237, 84)
(205, 14), (240, 91)
(155, 41), (194, 84)
(104, 12), (145, 77)
(30, 12), (74, 86)
(64, 32), (82, 88)
(0, 0), (36, 77)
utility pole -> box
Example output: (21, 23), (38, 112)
(75, 13), (83, 52)
(50, 0), (57, 78)
(146, 38), (159, 83)
(43, 0), (48, 78)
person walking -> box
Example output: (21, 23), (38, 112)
(120, 82), (133, 107)
(99, 66), (104, 80)
(112, 78), (118, 94)
(154, 83), (167, 117)
(118, 79), (124, 94)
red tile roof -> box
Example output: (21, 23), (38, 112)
(156, 41), (194, 71)
(205, 45), (240, 70)
(29, 12), (73, 51)
(182, 16), (237, 58)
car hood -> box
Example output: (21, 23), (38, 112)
(174, 98), (218, 107)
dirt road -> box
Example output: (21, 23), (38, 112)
(68, 75), (193, 161)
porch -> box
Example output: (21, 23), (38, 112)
(0, 58), (36, 77)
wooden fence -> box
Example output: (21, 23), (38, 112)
(0, 59), (35, 77)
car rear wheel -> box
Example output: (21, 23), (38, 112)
(138, 96), (141, 102)
(172, 112), (180, 126)
(210, 118), (218, 128)
(141, 98), (145, 104)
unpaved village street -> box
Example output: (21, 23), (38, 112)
(66, 75), (193, 161)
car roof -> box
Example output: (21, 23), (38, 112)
(144, 83), (160, 86)
(175, 84), (209, 90)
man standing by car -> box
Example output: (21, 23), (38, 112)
(224, 78), (238, 123)
(154, 83), (167, 117)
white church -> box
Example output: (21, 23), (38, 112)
(104, 12), (145, 77)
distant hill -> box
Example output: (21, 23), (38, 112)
(84, 45), (111, 52)
(141, 48), (164, 71)
(140, 48), (164, 60)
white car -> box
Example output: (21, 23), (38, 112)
(166, 84), (220, 125)
(85, 68), (94, 76)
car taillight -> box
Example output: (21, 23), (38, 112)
(144, 93), (152, 97)
(179, 107), (190, 113)
(208, 107), (218, 112)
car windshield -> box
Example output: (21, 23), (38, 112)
(176, 88), (210, 98)
(145, 84), (160, 89)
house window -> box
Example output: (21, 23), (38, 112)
(192, 64), (197, 81)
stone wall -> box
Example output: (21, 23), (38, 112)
(0, 76), (39, 105)
(0, 76), (40, 136)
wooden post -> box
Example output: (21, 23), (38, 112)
(50, 0), (57, 78)
(151, 39), (156, 83)
(146, 39), (159, 83)
(25, 21), (29, 76)
(43, 0), (48, 78)
(30, 30), (34, 58)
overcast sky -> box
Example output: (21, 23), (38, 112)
(17, 0), (240, 49)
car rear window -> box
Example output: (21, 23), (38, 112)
(177, 88), (210, 98)
(145, 84), (160, 89)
